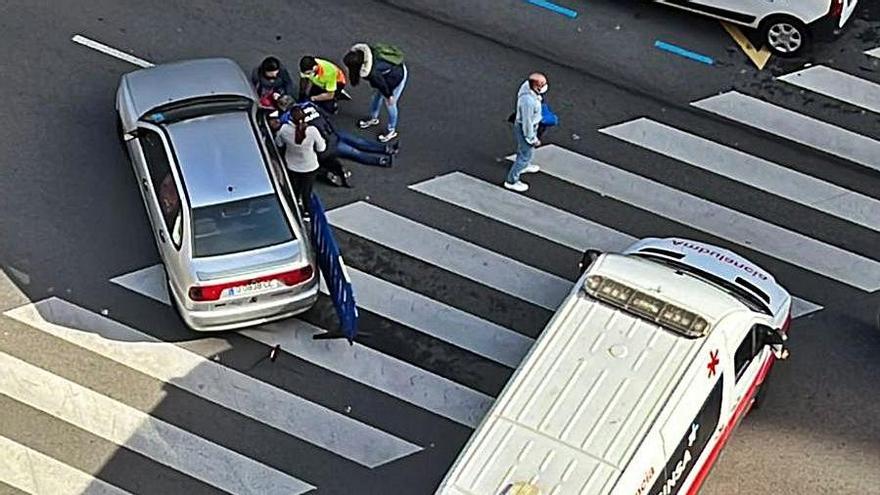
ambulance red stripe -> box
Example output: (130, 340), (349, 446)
(686, 354), (777, 494)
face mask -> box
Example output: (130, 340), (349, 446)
(537, 83), (548, 94)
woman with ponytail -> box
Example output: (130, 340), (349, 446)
(275, 107), (326, 218)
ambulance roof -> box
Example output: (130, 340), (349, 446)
(436, 253), (753, 495)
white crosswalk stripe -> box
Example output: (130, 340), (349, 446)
(3, 297), (422, 469)
(600, 118), (880, 232)
(692, 91), (880, 173)
(338, 268), (534, 368)
(778, 65), (880, 114)
(1, 435), (134, 495)
(327, 201), (571, 310)
(411, 172), (823, 318)
(110, 271), (493, 428)
(411, 171), (633, 252)
(528, 145), (880, 291)
(241, 323), (493, 428)
(0, 351), (316, 495)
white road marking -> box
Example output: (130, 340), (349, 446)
(411, 172), (632, 252)
(338, 267), (534, 368)
(601, 118), (880, 232)
(866, 47), (880, 59)
(111, 267), (494, 428)
(0, 435), (134, 495)
(692, 91), (880, 173)
(412, 172), (823, 318)
(327, 202), (571, 310)
(0, 351), (315, 495)
(778, 65), (880, 114)
(111, 264), (169, 305)
(529, 145), (880, 291)
(241, 322), (494, 428)
(4, 298), (421, 468)
(71, 35), (154, 68)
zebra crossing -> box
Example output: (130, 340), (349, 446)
(3, 50), (880, 494)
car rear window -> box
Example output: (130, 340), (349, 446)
(192, 194), (294, 257)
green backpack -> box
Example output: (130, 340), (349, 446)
(372, 43), (404, 66)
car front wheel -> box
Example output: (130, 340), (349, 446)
(761, 16), (810, 57)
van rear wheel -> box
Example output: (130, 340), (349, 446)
(760, 16), (810, 57)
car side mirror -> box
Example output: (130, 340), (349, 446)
(758, 325), (789, 360)
(578, 249), (601, 276)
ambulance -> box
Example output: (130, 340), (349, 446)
(435, 237), (791, 495)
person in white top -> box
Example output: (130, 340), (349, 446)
(276, 106), (326, 217)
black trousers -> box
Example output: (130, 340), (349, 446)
(290, 169), (317, 216)
(301, 82), (347, 114)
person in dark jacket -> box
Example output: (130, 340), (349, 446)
(343, 43), (408, 143)
(279, 97), (397, 169)
(251, 56), (295, 109)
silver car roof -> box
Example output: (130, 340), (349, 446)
(122, 58), (254, 118)
(165, 111), (274, 208)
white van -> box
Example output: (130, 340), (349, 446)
(435, 237), (791, 495)
(654, 0), (859, 57)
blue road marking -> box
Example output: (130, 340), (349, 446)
(654, 40), (714, 65)
(526, 0), (578, 18)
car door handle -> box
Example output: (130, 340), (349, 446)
(158, 230), (166, 243)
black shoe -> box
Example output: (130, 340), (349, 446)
(378, 155), (393, 167)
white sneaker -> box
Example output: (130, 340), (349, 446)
(378, 129), (398, 142)
(522, 164), (541, 174)
(358, 118), (380, 129)
(504, 181), (529, 192)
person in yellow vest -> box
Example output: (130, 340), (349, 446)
(298, 56), (349, 114)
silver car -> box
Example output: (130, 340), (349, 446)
(116, 58), (318, 331)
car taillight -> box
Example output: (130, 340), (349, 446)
(277, 266), (315, 286)
(188, 266), (314, 302)
(829, 0), (844, 18)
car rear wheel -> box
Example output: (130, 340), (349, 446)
(760, 16), (810, 57)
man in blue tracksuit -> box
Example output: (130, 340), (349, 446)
(505, 73), (548, 193)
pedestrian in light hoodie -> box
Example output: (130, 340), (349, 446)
(504, 73), (548, 193)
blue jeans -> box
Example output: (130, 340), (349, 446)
(507, 125), (534, 184)
(336, 130), (388, 166)
(369, 64), (408, 132)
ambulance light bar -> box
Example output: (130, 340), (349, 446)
(584, 275), (711, 338)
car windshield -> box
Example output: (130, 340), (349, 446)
(631, 253), (772, 316)
(192, 194), (293, 257)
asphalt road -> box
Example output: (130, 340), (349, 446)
(1, 0), (879, 494)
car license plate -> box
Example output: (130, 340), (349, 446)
(224, 279), (280, 298)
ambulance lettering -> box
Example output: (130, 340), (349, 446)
(648, 378), (723, 495)
(671, 240), (768, 281)
(655, 424), (698, 495)
(635, 466), (656, 495)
